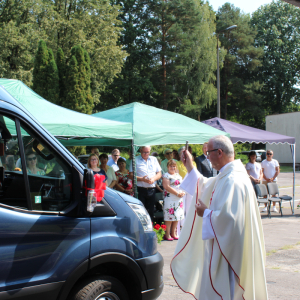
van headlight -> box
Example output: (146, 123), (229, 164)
(128, 203), (153, 232)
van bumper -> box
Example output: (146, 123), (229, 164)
(136, 252), (164, 300)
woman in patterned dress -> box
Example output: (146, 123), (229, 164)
(162, 159), (185, 241)
(115, 158), (134, 196)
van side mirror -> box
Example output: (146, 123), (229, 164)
(83, 169), (97, 213)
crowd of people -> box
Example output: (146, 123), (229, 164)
(89, 144), (281, 241)
(88, 148), (134, 196)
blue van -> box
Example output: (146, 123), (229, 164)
(0, 86), (163, 299)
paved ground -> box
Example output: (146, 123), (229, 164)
(157, 172), (300, 299)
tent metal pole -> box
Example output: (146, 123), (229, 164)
(132, 139), (138, 198)
(292, 144), (296, 214)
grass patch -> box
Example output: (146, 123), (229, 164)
(266, 249), (277, 256)
(281, 244), (294, 250)
(267, 242), (300, 257)
(280, 166), (294, 172)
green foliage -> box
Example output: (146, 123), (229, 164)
(46, 49), (59, 104)
(64, 45), (93, 114)
(101, 0), (220, 117)
(178, 3), (221, 120)
(32, 40), (59, 104)
(146, 0), (219, 112)
(251, 1), (300, 116)
(0, 0), (45, 86)
(0, 0), (126, 103)
(233, 143), (251, 164)
(46, 0), (127, 104)
(215, 3), (264, 128)
(32, 40), (50, 99)
(67, 146), (86, 157)
(151, 144), (204, 160)
(98, 0), (156, 110)
(153, 223), (166, 244)
(56, 47), (66, 105)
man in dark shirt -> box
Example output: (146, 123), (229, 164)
(195, 142), (217, 178)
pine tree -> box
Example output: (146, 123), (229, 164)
(215, 3), (264, 127)
(32, 40), (59, 104)
(56, 47), (66, 105)
(98, 0), (156, 110)
(64, 45), (93, 114)
(46, 49), (59, 104)
(146, 0), (218, 113)
(32, 40), (49, 99)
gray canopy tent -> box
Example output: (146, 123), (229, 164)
(203, 117), (296, 214)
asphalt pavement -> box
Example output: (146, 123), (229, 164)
(157, 171), (300, 300)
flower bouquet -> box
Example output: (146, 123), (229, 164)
(153, 223), (166, 244)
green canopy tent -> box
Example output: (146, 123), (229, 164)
(92, 102), (230, 195)
(0, 79), (133, 145)
(92, 102), (229, 146)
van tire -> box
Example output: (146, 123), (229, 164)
(70, 276), (129, 300)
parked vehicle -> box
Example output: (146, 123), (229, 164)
(0, 87), (163, 300)
(238, 150), (266, 162)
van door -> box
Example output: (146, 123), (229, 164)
(0, 113), (90, 298)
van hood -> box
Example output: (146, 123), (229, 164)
(115, 191), (143, 205)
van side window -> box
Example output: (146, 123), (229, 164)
(19, 123), (73, 212)
(0, 115), (28, 209)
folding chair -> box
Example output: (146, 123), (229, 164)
(255, 184), (271, 218)
(267, 182), (292, 216)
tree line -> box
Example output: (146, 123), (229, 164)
(1, 0), (299, 128)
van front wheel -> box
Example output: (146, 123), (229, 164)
(70, 276), (129, 300)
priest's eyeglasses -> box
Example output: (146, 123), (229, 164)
(206, 149), (222, 156)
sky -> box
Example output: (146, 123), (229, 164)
(209, 0), (274, 14)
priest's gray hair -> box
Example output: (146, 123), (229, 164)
(210, 135), (234, 158)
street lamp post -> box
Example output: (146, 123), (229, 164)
(217, 25), (237, 118)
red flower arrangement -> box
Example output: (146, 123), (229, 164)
(153, 223), (166, 244)
(154, 224), (161, 230)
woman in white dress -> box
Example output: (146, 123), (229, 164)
(245, 151), (263, 192)
(162, 159), (185, 241)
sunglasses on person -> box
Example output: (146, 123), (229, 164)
(113, 154), (120, 157)
(267, 153), (273, 156)
(165, 152), (172, 155)
(91, 158), (98, 161)
(27, 156), (37, 161)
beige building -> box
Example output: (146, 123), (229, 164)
(266, 112), (298, 164)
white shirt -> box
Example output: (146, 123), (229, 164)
(246, 162), (261, 179)
(261, 159), (279, 181)
(107, 158), (119, 171)
(105, 166), (117, 186)
(130, 155), (161, 188)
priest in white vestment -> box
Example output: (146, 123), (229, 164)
(171, 135), (268, 300)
